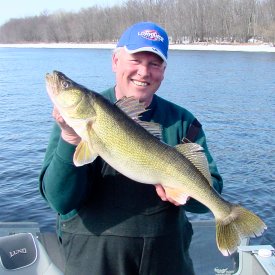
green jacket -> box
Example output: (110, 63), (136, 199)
(39, 87), (223, 237)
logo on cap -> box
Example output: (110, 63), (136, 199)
(138, 30), (164, 42)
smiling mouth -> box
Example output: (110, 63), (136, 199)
(132, 80), (149, 87)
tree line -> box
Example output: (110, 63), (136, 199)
(0, 0), (274, 45)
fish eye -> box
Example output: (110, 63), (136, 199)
(61, 80), (70, 89)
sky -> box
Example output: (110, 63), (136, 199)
(0, 0), (125, 25)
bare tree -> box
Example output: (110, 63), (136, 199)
(0, 0), (274, 44)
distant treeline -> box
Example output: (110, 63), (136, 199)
(0, 0), (274, 44)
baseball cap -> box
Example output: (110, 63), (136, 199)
(117, 22), (169, 62)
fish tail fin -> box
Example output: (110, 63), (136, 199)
(216, 204), (267, 256)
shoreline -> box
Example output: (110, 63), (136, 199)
(0, 42), (275, 53)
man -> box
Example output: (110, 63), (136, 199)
(39, 22), (223, 275)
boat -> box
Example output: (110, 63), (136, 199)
(0, 220), (274, 274)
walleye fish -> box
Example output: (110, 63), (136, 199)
(45, 70), (266, 256)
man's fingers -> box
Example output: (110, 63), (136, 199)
(52, 107), (65, 124)
(155, 184), (167, 201)
(155, 184), (190, 206)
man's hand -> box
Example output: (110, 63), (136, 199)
(52, 107), (81, 145)
(155, 184), (190, 206)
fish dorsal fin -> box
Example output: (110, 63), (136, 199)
(135, 120), (162, 140)
(73, 140), (98, 166)
(115, 96), (147, 120)
(116, 96), (162, 140)
(175, 143), (212, 185)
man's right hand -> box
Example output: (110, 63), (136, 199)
(52, 106), (81, 145)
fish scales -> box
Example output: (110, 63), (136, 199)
(94, 94), (210, 194)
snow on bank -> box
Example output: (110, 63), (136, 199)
(0, 43), (117, 49)
(169, 43), (275, 53)
(0, 42), (274, 52)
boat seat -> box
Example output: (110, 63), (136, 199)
(0, 233), (63, 275)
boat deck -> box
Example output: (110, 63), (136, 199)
(0, 220), (236, 274)
(0, 220), (273, 274)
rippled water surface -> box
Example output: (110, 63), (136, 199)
(0, 48), (274, 246)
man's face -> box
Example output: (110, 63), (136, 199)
(112, 48), (166, 107)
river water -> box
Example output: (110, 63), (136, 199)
(0, 47), (274, 246)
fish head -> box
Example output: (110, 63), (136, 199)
(46, 71), (96, 119)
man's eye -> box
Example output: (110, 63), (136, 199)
(151, 62), (162, 68)
(129, 59), (140, 64)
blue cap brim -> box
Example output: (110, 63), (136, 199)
(124, 46), (167, 63)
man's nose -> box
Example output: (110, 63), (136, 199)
(137, 64), (150, 77)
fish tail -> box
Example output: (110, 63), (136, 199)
(216, 204), (267, 256)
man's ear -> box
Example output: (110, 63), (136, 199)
(112, 53), (119, 72)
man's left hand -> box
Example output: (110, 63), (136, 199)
(155, 184), (190, 206)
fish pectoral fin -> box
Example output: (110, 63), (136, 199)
(73, 140), (98, 166)
(175, 143), (212, 185)
(163, 186), (190, 205)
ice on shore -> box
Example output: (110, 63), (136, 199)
(0, 42), (274, 53)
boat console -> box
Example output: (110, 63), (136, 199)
(0, 232), (62, 274)
(0, 222), (63, 275)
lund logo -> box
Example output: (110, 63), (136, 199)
(138, 30), (164, 42)
(9, 248), (27, 258)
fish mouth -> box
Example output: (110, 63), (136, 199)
(46, 70), (68, 85)
(45, 72), (53, 81)
(45, 71), (57, 85)
(45, 71), (62, 97)
(46, 70), (64, 81)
